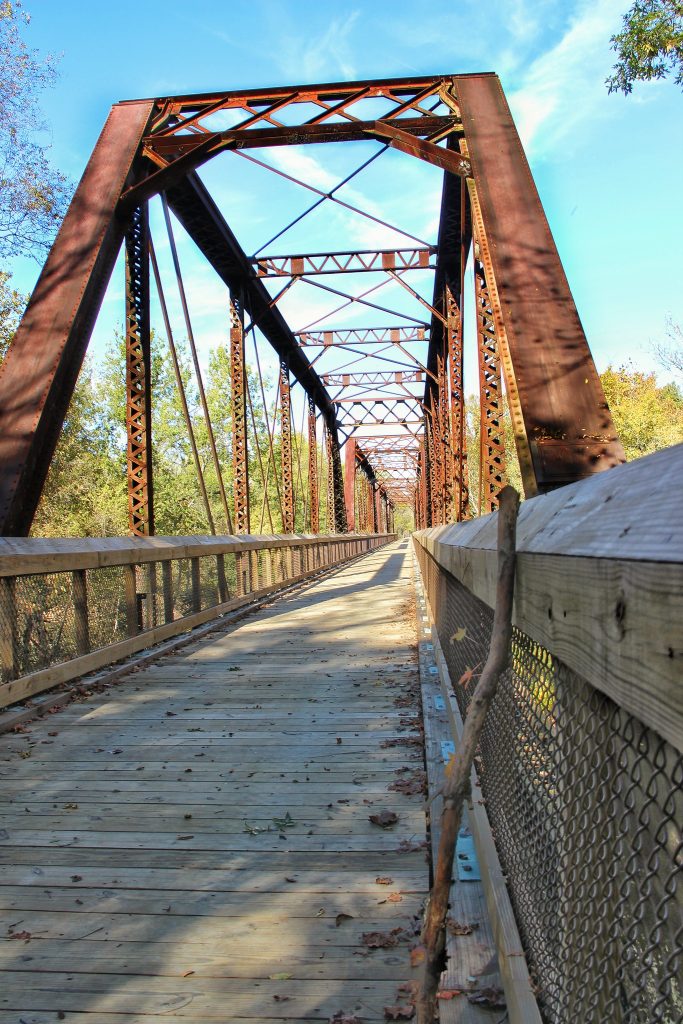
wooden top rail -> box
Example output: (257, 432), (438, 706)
(414, 445), (683, 750)
(0, 532), (392, 578)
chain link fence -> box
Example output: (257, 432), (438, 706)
(415, 542), (682, 1024)
(0, 534), (391, 703)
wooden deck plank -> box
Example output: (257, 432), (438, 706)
(0, 541), (429, 1021)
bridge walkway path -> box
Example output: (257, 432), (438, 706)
(0, 539), (433, 1023)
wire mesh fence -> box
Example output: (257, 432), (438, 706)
(0, 535), (391, 697)
(415, 542), (682, 1024)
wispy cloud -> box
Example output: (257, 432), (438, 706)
(275, 10), (361, 82)
(507, 0), (624, 155)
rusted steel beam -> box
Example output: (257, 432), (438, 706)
(280, 360), (295, 533)
(146, 116), (455, 161)
(254, 247), (434, 278)
(0, 100), (154, 536)
(329, 431), (348, 533)
(164, 172), (339, 435)
(296, 326), (428, 346)
(446, 286), (468, 521)
(474, 255), (507, 514)
(344, 438), (356, 533)
(230, 297), (250, 533)
(455, 73), (625, 490)
(125, 205), (154, 537)
(364, 121), (470, 178)
(322, 371), (425, 386)
(307, 398), (319, 534)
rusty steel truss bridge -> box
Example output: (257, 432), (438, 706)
(0, 72), (626, 539)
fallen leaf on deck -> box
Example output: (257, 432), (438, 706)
(447, 919), (479, 936)
(269, 972), (293, 980)
(362, 927), (408, 949)
(273, 994), (289, 1002)
(397, 982), (418, 998)
(409, 945), (425, 966)
(8, 930), (31, 940)
(329, 1014), (364, 1024)
(437, 989), (462, 1000)
(387, 893), (402, 903)
(376, 876), (393, 885)
(467, 987), (506, 1009)
(335, 913), (354, 927)
(369, 810), (398, 829)
(384, 1005), (415, 1019)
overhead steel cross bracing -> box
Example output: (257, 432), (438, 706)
(0, 72), (625, 538)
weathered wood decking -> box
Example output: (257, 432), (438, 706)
(0, 541), (433, 1022)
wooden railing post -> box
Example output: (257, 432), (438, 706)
(162, 560), (174, 623)
(0, 576), (19, 680)
(72, 569), (90, 657)
(217, 553), (229, 603)
(191, 557), (201, 613)
(124, 564), (139, 637)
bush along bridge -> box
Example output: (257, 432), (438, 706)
(0, 73), (680, 1024)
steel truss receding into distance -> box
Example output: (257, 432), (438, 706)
(0, 74), (626, 538)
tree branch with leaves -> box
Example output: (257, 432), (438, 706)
(607, 0), (683, 94)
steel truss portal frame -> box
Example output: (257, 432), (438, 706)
(0, 73), (625, 537)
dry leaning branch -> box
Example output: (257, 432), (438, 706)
(417, 485), (520, 1023)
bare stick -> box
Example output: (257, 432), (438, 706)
(416, 485), (520, 1024)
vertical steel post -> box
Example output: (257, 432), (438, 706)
(446, 285), (469, 521)
(280, 360), (295, 533)
(474, 253), (507, 514)
(125, 205), (154, 537)
(229, 295), (250, 533)
(344, 438), (356, 532)
(436, 339), (450, 524)
(307, 397), (319, 533)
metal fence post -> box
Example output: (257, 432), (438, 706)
(72, 569), (90, 656)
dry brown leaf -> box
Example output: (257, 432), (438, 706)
(437, 989), (462, 1000)
(375, 876), (393, 885)
(409, 946), (426, 966)
(369, 810), (398, 829)
(329, 1014), (364, 1024)
(467, 987), (506, 1009)
(447, 918), (479, 936)
(383, 1005), (415, 1020)
(387, 892), (402, 903)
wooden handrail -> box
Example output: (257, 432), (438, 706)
(413, 445), (683, 750)
(0, 532), (392, 577)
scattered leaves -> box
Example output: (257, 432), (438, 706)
(272, 812), (295, 831)
(396, 839), (428, 854)
(467, 987), (506, 1009)
(8, 930), (31, 940)
(387, 893), (403, 903)
(369, 810), (398, 829)
(361, 926), (409, 949)
(388, 772), (426, 796)
(447, 919), (479, 936)
(384, 1005), (415, 1020)
(409, 945), (425, 967)
(375, 876), (393, 885)
(329, 1014), (364, 1024)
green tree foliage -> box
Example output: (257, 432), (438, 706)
(601, 363), (683, 458)
(0, 1), (70, 260)
(607, 1), (683, 94)
(0, 268), (25, 358)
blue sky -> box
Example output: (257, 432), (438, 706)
(8, 0), (683, 395)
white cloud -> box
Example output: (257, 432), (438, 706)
(276, 11), (361, 82)
(508, 0), (624, 155)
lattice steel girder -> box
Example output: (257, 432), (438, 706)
(254, 247), (435, 277)
(230, 297), (250, 533)
(307, 397), (319, 534)
(125, 205), (154, 537)
(296, 326), (428, 346)
(0, 100), (154, 536)
(474, 255), (507, 514)
(344, 438), (356, 533)
(322, 371), (425, 386)
(280, 360), (295, 533)
(454, 74), (625, 489)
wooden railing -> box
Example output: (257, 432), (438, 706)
(0, 532), (395, 710)
(413, 444), (682, 1023)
